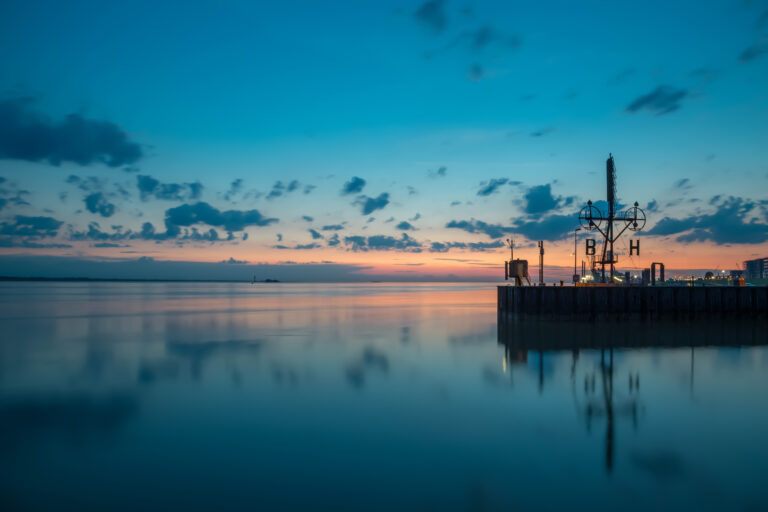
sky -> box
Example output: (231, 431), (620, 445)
(0, 0), (767, 281)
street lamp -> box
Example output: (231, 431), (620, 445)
(573, 227), (582, 283)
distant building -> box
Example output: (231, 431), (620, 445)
(744, 257), (768, 280)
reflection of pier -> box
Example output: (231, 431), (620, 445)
(497, 315), (768, 351)
(498, 317), (767, 472)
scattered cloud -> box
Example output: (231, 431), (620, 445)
(625, 86), (688, 116)
(673, 178), (692, 192)
(356, 193), (390, 215)
(309, 228), (323, 239)
(221, 257), (248, 264)
(739, 40), (768, 62)
(344, 233), (421, 252)
(414, 0), (447, 33)
(428, 166), (447, 178)
(341, 176), (366, 195)
(159, 202), (278, 238)
(477, 178), (508, 196)
(396, 221), (415, 230)
(223, 179), (243, 201)
(446, 219), (509, 239)
(429, 240), (504, 252)
(609, 68), (635, 86)
(510, 213), (576, 241)
(0, 177), (31, 211)
(647, 196), (768, 244)
(266, 180), (304, 200)
(84, 192), (115, 218)
(530, 127), (555, 137)
(468, 64), (484, 81)
(0, 215), (63, 238)
(137, 175), (202, 201)
(321, 224), (344, 231)
(274, 242), (321, 250)
(523, 183), (574, 214)
(0, 97), (142, 167)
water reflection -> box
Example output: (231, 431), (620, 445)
(0, 282), (767, 511)
(498, 315), (768, 480)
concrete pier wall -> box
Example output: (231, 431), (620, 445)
(498, 285), (768, 318)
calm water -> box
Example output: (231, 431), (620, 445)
(1, 282), (767, 511)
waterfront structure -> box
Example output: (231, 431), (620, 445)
(745, 257), (768, 280)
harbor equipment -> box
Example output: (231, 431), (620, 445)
(578, 155), (645, 283)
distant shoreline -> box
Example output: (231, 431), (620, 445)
(0, 276), (269, 283)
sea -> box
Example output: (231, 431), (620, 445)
(1, 281), (767, 511)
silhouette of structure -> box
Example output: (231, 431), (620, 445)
(578, 154), (645, 283)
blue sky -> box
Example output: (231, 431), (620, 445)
(0, 0), (767, 279)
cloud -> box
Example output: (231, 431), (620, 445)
(647, 196), (768, 244)
(625, 86), (688, 116)
(356, 193), (390, 215)
(267, 180), (304, 200)
(739, 40), (768, 62)
(429, 240), (504, 252)
(523, 183), (573, 214)
(446, 219), (509, 239)
(302, 215), (314, 222)
(84, 192), (115, 218)
(396, 221), (415, 230)
(0, 215), (63, 238)
(414, 0), (447, 33)
(468, 64), (484, 81)
(321, 224), (344, 231)
(221, 257), (248, 264)
(0, 177), (31, 211)
(273, 243), (321, 250)
(0, 97), (142, 168)
(137, 175), (202, 201)
(223, 179), (243, 201)
(309, 228), (323, 239)
(343, 233), (422, 252)
(428, 166), (447, 178)
(673, 178), (692, 191)
(341, 176), (366, 195)
(69, 222), (132, 242)
(609, 68), (635, 86)
(510, 213), (576, 241)
(162, 202), (278, 237)
(530, 127), (555, 137)
(477, 178), (508, 196)
(326, 233), (341, 246)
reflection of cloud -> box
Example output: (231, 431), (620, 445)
(630, 449), (686, 480)
(138, 360), (180, 384)
(167, 339), (264, 380)
(345, 347), (390, 389)
(168, 340), (264, 359)
(0, 393), (137, 451)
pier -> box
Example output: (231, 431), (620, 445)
(498, 284), (768, 319)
